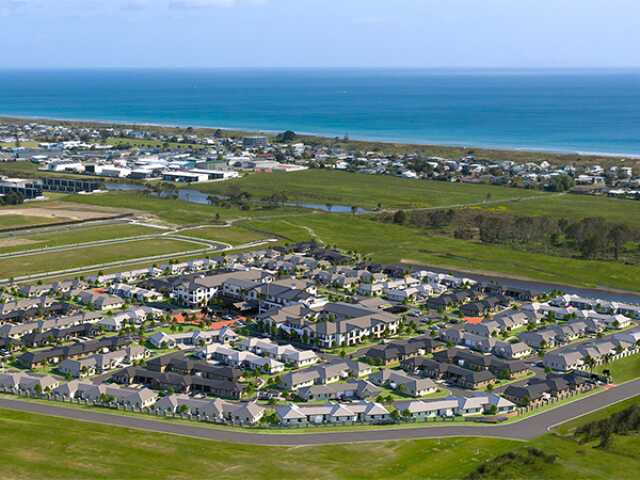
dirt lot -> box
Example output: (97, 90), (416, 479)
(1, 203), (123, 221)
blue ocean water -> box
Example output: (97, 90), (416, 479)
(1, 68), (639, 155)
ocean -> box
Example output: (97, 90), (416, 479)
(1, 68), (639, 156)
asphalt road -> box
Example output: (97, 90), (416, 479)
(1, 379), (639, 446)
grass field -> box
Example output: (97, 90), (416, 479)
(594, 354), (640, 384)
(484, 193), (640, 227)
(2, 395), (640, 479)
(0, 214), (60, 229)
(0, 224), (158, 254)
(179, 225), (272, 245)
(553, 395), (640, 436)
(0, 238), (201, 278)
(190, 170), (546, 210)
(191, 170), (640, 229)
(62, 192), (305, 225)
(0, 407), (518, 480)
(242, 214), (640, 292)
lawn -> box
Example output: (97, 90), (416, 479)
(179, 225), (272, 245)
(242, 214), (640, 292)
(0, 224), (158, 254)
(0, 214), (59, 229)
(190, 170), (545, 210)
(0, 407), (517, 480)
(0, 238), (202, 278)
(3, 394), (640, 479)
(552, 395), (640, 436)
(594, 354), (640, 384)
(61, 192), (305, 226)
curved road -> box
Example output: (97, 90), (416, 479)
(1, 379), (639, 446)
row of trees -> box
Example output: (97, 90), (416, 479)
(575, 404), (640, 448)
(384, 208), (639, 261)
(0, 191), (25, 206)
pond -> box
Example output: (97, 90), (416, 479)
(105, 183), (368, 212)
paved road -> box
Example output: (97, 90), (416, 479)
(1, 379), (639, 446)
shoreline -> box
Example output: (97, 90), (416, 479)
(2, 114), (639, 160)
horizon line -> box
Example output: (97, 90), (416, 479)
(2, 66), (640, 71)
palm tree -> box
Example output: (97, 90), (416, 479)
(584, 355), (596, 373)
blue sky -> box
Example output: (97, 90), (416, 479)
(1, 0), (639, 68)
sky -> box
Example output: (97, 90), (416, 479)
(1, 0), (639, 69)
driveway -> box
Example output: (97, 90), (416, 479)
(0, 379), (639, 446)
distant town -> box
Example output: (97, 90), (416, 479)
(1, 120), (639, 203)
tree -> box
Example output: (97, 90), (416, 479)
(610, 224), (630, 261)
(393, 210), (407, 225)
(276, 130), (297, 143)
(584, 355), (596, 373)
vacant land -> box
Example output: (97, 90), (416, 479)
(192, 170), (640, 228)
(62, 192), (305, 226)
(191, 170), (546, 210)
(3, 395), (640, 480)
(0, 224), (158, 254)
(0, 214), (59, 229)
(0, 407), (517, 480)
(0, 238), (201, 278)
(484, 193), (640, 228)
(242, 214), (640, 292)
(179, 225), (271, 245)
(6, 201), (123, 222)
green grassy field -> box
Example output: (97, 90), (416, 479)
(179, 225), (272, 245)
(2, 395), (640, 479)
(242, 214), (640, 292)
(553, 395), (640, 436)
(0, 224), (158, 254)
(594, 354), (640, 384)
(189, 170), (640, 229)
(61, 192), (305, 225)
(190, 170), (546, 210)
(0, 214), (59, 229)
(484, 193), (640, 227)
(0, 407), (517, 480)
(0, 238), (201, 278)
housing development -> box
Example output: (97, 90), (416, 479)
(1, 236), (639, 429)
